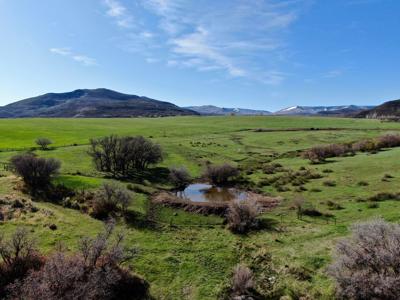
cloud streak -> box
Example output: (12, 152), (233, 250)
(101, 0), (307, 84)
(50, 48), (97, 66)
(103, 0), (133, 28)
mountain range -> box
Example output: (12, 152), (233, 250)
(274, 105), (375, 116)
(186, 105), (271, 115)
(0, 88), (390, 118)
(0, 89), (197, 118)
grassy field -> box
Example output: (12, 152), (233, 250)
(1, 116), (400, 299)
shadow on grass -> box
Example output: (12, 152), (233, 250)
(121, 167), (170, 185)
(123, 210), (160, 231)
(258, 217), (280, 231)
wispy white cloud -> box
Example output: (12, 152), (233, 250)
(50, 48), (97, 66)
(103, 0), (133, 28)
(170, 27), (246, 77)
(324, 69), (344, 78)
(101, 0), (308, 83)
(49, 47), (71, 56)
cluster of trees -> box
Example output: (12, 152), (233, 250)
(303, 133), (400, 163)
(88, 135), (163, 177)
(0, 222), (150, 300)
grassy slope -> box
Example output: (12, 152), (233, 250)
(1, 116), (400, 299)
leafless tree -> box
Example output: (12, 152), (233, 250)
(328, 218), (400, 300)
(88, 135), (163, 177)
(35, 137), (53, 150)
(168, 167), (192, 190)
(10, 153), (61, 194)
(203, 163), (239, 185)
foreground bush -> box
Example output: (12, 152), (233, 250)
(88, 135), (163, 177)
(168, 166), (192, 190)
(10, 153), (61, 195)
(0, 228), (44, 298)
(8, 221), (150, 300)
(227, 198), (260, 233)
(203, 163), (239, 185)
(328, 219), (400, 300)
(91, 183), (132, 219)
(231, 264), (255, 298)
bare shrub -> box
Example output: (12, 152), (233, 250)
(168, 167), (192, 190)
(377, 133), (400, 148)
(0, 228), (44, 298)
(231, 264), (254, 297)
(328, 219), (400, 300)
(10, 153), (61, 195)
(227, 198), (260, 233)
(8, 221), (149, 300)
(203, 163), (239, 185)
(303, 144), (349, 163)
(323, 180), (336, 187)
(35, 137), (53, 150)
(351, 139), (377, 152)
(91, 183), (132, 220)
(88, 135), (163, 177)
(292, 197), (305, 219)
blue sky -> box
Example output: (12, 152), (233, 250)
(0, 0), (399, 111)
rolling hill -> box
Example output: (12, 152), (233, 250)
(357, 99), (400, 119)
(0, 88), (198, 118)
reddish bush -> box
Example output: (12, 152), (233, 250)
(376, 133), (400, 148)
(328, 219), (400, 300)
(303, 144), (349, 163)
(0, 228), (44, 298)
(8, 221), (150, 300)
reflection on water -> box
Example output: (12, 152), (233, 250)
(176, 183), (248, 202)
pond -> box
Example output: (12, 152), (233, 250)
(175, 183), (248, 203)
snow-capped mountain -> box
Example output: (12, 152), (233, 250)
(274, 105), (374, 116)
(185, 105), (271, 115)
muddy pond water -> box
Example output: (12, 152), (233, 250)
(175, 183), (248, 202)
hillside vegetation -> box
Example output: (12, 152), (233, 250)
(1, 116), (400, 299)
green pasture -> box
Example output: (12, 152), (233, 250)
(1, 116), (400, 299)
